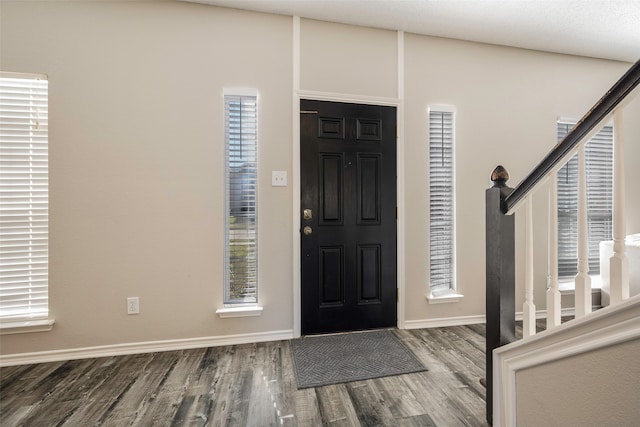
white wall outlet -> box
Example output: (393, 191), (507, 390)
(127, 297), (140, 315)
(272, 171), (287, 187)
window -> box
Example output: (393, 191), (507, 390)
(428, 107), (456, 294)
(0, 73), (49, 320)
(224, 89), (258, 305)
(557, 121), (613, 278)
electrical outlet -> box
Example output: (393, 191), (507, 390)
(127, 297), (139, 315)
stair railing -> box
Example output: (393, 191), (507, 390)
(485, 59), (640, 425)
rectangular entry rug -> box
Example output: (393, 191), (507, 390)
(290, 329), (427, 389)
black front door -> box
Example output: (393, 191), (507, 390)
(300, 100), (397, 335)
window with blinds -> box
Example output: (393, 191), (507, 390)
(0, 73), (49, 320)
(557, 121), (613, 278)
(224, 91), (258, 304)
(429, 108), (455, 292)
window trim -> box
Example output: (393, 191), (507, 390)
(426, 104), (462, 303)
(0, 72), (54, 328)
(221, 87), (261, 310)
(216, 305), (263, 318)
(0, 318), (54, 336)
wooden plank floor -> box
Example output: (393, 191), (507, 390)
(1, 326), (490, 426)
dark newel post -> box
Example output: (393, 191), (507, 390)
(485, 165), (516, 425)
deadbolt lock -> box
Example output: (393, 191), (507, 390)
(303, 209), (313, 220)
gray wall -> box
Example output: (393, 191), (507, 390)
(1, 0), (637, 356)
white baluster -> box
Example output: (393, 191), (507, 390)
(547, 171), (561, 328)
(523, 195), (536, 337)
(575, 145), (592, 317)
(610, 109), (629, 304)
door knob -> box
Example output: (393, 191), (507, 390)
(303, 226), (313, 235)
(303, 209), (313, 220)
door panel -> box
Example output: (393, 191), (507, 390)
(319, 246), (344, 307)
(301, 100), (397, 335)
(358, 244), (381, 302)
(320, 154), (343, 224)
(357, 119), (382, 140)
(357, 154), (381, 224)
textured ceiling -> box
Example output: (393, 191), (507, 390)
(184, 0), (640, 62)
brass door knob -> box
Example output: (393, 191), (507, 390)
(303, 226), (313, 235)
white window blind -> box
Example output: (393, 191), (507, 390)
(224, 91), (258, 304)
(0, 73), (49, 319)
(557, 122), (613, 278)
(429, 108), (455, 292)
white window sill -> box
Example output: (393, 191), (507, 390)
(216, 306), (263, 318)
(0, 318), (55, 335)
(426, 290), (465, 304)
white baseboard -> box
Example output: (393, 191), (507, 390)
(0, 305), (600, 366)
(404, 314), (486, 329)
(515, 307), (578, 321)
(0, 329), (294, 367)
(403, 307), (584, 330)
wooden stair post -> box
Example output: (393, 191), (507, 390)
(485, 165), (516, 425)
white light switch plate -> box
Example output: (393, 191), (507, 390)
(272, 171), (287, 187)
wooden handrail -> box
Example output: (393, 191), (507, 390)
(504, 59), (640, 213)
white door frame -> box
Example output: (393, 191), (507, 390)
(292, 17), (406, 336)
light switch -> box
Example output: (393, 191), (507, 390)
(272, 171), (287, 187)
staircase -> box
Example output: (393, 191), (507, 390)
(485, 59), (640, 426)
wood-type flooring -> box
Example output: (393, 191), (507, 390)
(0, 325), (497, 426)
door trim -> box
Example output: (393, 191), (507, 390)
(292, 17), (406, 337)
(293, 92), (403, 337)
